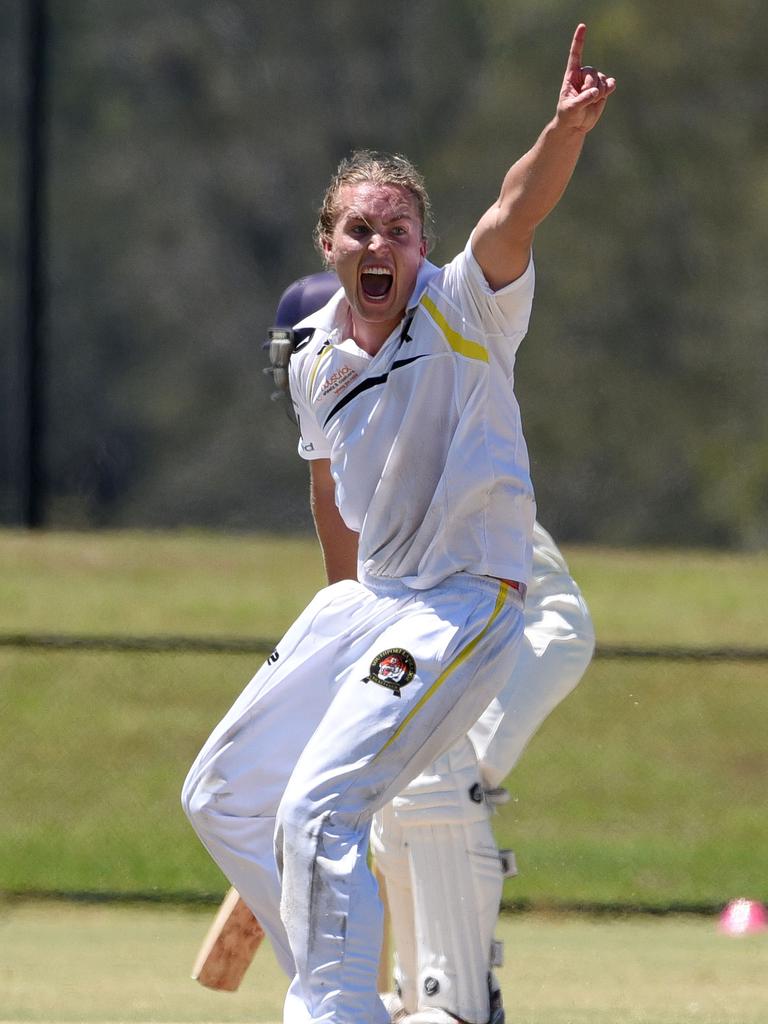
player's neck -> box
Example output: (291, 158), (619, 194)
(348, 312), (402, 356)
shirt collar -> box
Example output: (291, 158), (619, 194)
(295, 259), (441, 342)
(407, 258), (441, 310)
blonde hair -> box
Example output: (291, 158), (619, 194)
(314, 150), (433, 259)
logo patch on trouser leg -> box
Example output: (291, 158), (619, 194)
(363, 648), (417, 697)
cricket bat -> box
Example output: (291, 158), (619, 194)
(191, 886), (265, 991)
(193, 869), (391, 994)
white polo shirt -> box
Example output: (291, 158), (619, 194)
(289, 237), (536, 590)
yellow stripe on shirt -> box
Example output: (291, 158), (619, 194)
(308, 345), (334, 396)
(378, 581), (510, 755)
(420, 295), (489, 364)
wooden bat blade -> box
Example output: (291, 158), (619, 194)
(192, 887), (265, 992)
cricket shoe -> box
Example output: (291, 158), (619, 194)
(400, 976), (504, 1024)
(401, 1008), (503, 1024)
(403, 1010), (467, 1024)
(381, 990), (408, 1023)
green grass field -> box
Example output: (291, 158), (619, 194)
(1, 529), (766, 908)
(2, 650), (766, 905)
(2, 902), (767, 1024)
(2, 528), (767, 644)
(1, 530), (767, 1022)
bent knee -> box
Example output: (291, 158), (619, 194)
(565, 621), (597, 680)
(181, 763), (227, 836)
(180, 766), (203, 826)
(565, 595), (597, 668)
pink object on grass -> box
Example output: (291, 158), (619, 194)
(718, 899), (767, 935)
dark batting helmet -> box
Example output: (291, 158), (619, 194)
(265, 271), (340, 396)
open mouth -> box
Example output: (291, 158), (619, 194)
(360, 266), (393, 300)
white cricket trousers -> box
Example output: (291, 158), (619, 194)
(182, 572), (524, 1024)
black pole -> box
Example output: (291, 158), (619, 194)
(20, 0), (49, 527)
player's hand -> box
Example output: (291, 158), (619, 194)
(556, 23), (616, 133)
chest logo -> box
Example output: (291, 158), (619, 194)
(364, 648), (417, 697)
(320, 365), (359, 398)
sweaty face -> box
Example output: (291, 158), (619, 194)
(323, 182), (426, 353)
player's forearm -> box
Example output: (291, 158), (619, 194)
(314, 509), (359, 584)
(473, 117), (587, 288)
(497, 117), (587, 239)
(309, 460), (359, 584)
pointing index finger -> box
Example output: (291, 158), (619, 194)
(566, 22), (587, 76)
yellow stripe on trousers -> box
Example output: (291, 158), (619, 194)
(378, 581), (510, 755)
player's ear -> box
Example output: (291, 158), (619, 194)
(322, 238), (335, 266)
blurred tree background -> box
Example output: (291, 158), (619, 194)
(1, 0), (766, 546)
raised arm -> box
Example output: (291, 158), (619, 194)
(472, 23), (616, 290)
(309, 459), (359, 584)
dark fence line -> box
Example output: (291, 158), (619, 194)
(0, 631), (274, 655)
(0, 887), (732, 918)
(1, 632), (768, 661)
